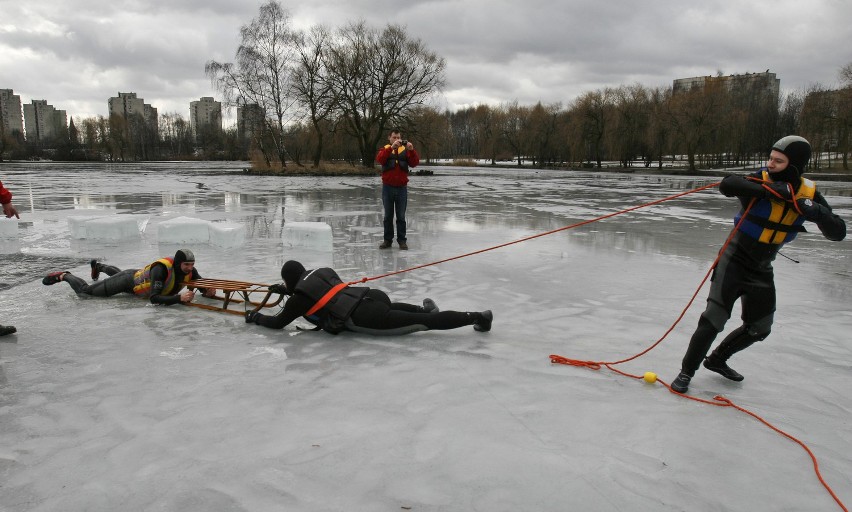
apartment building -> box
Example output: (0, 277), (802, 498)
(108, 92), (158, 131)
(189, 96), (222, 143)
(0, 88), (24, 136)
(673, 71), (780, 101)
(237, 103), (264, 142)
(23, 99), (67, 142)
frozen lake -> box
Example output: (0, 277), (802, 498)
(1, 162), (851, 511)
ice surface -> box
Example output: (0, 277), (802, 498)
(67, 214), (145, 240)
(82, 215), (141, 240)
(281, 222), (334, 268)
(282, 221), (333, 251)
(66, 215), (103, 239)
(0, 218), (17, 238)
(1, 162), (851, 511)
(157, 215), (211, 244)
(208, 221), (246, 248)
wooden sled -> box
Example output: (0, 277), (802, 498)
(184, 278), (285, 316)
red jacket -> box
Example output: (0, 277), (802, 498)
(376, 145), (419, 187)
(0, 180), (12, 205)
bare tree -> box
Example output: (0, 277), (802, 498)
(206, 0), (298, 169)
(666, 81), (726, 171)
(645, 87), (672, 169)
(800, 84), (840, 170)
(292, 25), (336, 168)
(471, 104), (505, 165)
(407, 105), (450, 163)
(609, 84), (650, 168)
(527, 102), (562, 167)
(837, 62), (852, 169)
(575, 89), (613, 168)
(325, 21), (446, 167)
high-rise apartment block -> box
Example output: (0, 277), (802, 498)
(237, 103), (264, 142)
(190, 97), (222, 142)
(108, 92), (158, 131)
(0, 88), (24, 136)
(673, 71), (780, 101)
(23, 99), (67, 142)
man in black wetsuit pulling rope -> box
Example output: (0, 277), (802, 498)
(671, 136), (846, 393)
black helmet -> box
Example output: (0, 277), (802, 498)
(280, 260), (306, 293)
(771, 136), (811, 176)
(173, 249), (195, 268)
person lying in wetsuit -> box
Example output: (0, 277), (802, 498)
(245, 260), (493, 335)
(42, 249), (216, 305)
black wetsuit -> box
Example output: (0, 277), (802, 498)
(680, 172), (846, 373)
(62, 263), (202, 305)
(251, 266), (481, 336)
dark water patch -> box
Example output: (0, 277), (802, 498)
(0, 254), (92, 291)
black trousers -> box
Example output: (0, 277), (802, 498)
(63, 265), (137, 297)
(348, 289), (474, 335)
(681, 243), (775, 373)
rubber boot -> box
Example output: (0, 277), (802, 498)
(421, 298), (439, 313)
(671, 371), (693, 393)
(704, 325), (759, 382)
(473, 310), (493, 332)
(42, 271), (67, 285)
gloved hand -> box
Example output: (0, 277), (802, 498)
(246, 310), (260, 324)
(268, 283), (289, 295)
(763, 181), (794, 201)
(796, 198), (826, 222)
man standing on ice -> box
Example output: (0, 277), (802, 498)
(671, 136), (846, 393)
(42, 249), (217, 305)
(376, 128), (419, 250)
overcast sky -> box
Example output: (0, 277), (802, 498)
(2, 0), (850, 126)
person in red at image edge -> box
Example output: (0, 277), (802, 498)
(376, 128), (419, 250)
(1, 180), (19, 220)
(1, 179), (20, 336)
(671, 136), (846, 393)
(41, 249), (217, 306)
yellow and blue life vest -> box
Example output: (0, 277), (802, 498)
(735, 171), (816, 245)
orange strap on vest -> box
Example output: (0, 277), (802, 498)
(305, 282), (349, 316)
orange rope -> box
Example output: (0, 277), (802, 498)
(549, 196), (754, 369)
(547, 186), (847, 510)
(712, 395), (848, 511)
(346, 181), (722, 286)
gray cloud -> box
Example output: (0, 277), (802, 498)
(2, 0), (850, 123)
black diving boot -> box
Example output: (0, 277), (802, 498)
(421, 298), (439, 313)
(671, 371), (693, 393)
(473, 310), (493, 332)
(42, 271), (67, 285)
(703, 356), (744, 382)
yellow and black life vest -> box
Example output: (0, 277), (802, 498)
(381, 145), (410, 172)
(735, 171), (816, 245)
(132, 257), (190, 297)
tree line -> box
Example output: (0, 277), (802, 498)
(1, 0), (849, 171)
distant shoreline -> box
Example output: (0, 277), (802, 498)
(3, 159), (851, 181)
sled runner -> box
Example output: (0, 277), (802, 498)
(185, 278), (285, 316)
